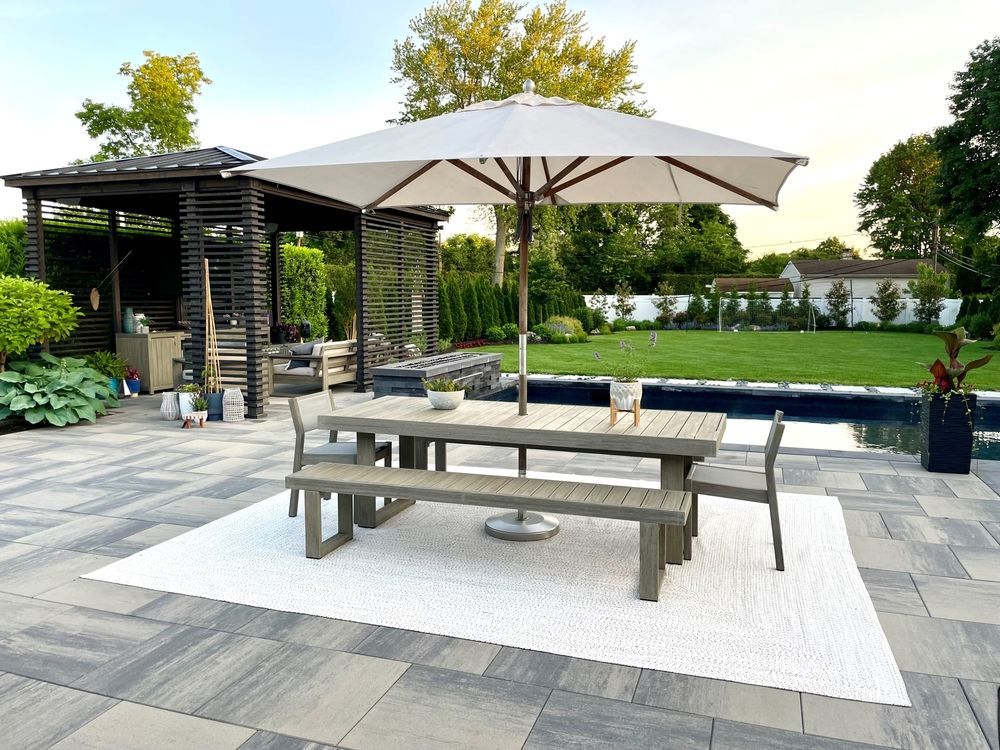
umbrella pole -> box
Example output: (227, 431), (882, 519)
(485, 161), (560, 541)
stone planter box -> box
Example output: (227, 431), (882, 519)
(373, 352), (503, 399)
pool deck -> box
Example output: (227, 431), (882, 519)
(0, 389), (998, 749)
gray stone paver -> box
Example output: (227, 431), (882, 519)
(0, 392), (997, 749)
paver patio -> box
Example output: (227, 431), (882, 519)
(0, 389), (997, 749)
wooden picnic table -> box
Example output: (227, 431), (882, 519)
(318, 395), (726, 529)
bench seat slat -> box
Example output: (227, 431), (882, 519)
(287, 464), (689, 525)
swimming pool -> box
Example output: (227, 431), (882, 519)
(486, 379), (1000, 460)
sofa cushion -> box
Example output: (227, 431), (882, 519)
(283, 366), (317, 377)
(287, 340), (321, 369)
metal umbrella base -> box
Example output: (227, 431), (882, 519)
(485, 510), (560, 541)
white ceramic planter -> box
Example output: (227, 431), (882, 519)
(177, 392), (197, 417)
(160, 392), (180, 420)
(610, 380), (642, 410)
(427, 389), (465, 410)
(187, 410), (208, 426)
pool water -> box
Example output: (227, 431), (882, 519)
(491, 380), (1000, 460)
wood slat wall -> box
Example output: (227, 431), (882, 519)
(179, 181), (269, 417)
(358, 214), (440, 390)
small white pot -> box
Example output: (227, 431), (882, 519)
(177, 392), (197, 417)
(610, 380), (642, 411)
(427, 389), (465, 410)
(187, 410), (208, 426)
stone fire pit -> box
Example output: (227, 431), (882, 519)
(373, 352), (503, 398)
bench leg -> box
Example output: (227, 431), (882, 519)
(434, 440), (447, 471)
(304, 491), (354, 559)
(683, 513), (693, 561)
(639, 522), (664, 601)
(657, 524), (666, 570)
(691, 492), (699, 537)
(354, 432), (378, 527)
(665, 524), (684, 565)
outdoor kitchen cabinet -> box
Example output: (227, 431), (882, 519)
(115, 332), (185, 394)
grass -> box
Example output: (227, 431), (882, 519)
(469, 330), (1000, 390)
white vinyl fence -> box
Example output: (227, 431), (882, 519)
(584, 294), (960, 328)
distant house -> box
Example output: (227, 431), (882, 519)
(713, 277), (792, 295)
(779, 253), (944, 298)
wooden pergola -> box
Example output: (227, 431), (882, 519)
(2, 146), (445, 417)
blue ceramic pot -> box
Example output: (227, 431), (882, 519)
(207, 392), (224, 421)
(125, 378), (141, 395)
(108, 377), (119, 396)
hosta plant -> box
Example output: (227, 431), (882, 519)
(0, 353), (118, 427)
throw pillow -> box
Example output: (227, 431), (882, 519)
(286, 340), (321, 369)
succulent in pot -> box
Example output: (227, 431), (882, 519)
(423, 377), (466, 410)
(188, 395), (209, 427)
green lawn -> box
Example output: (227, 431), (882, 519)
(469, 330), (1000, 390)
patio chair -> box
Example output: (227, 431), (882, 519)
(685, 410), (785, 571)
(288, 391), (392, 517)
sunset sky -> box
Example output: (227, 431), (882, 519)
(1, 0), (996, 257)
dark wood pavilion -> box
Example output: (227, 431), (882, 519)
(2, 147), (445, 417)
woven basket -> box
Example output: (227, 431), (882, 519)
(222, 388), (245, 422)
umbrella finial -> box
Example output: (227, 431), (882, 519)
(522, 79), (535, 94)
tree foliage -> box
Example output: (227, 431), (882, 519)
(0, 275), (80, 371)
(825, 279), (852, 328)
(855, 135), (953, 259)
(392, 0), (648, 282)
(869, 278), (905, 325)
(0, 220), (26, 277)
(76, 50), (211, 161)
(933, 37), (1000, 236)
(440, 233), (495, 275)
(746, 237), (859, 276)
(906, 262), (951, 323)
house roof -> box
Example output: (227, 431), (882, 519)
(787, 258), (944, 278)
(2, 146), (263, 181)
(714, 277), (792, 292)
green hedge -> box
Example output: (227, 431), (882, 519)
(281, 245), (328, 340)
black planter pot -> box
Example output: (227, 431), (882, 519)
(920, 392), (976, 474)
(207, 392), (224, 422)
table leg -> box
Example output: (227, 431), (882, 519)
(399, 435), (416, 469)
(365, 434), (415, 527)
(661, 455), (687, 565)
(353, 432), (377, 527)
(434, 440), (447, 471)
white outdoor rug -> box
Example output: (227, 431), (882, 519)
(86, 469), (909, 705)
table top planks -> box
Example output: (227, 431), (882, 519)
(319, 396), (726, 458)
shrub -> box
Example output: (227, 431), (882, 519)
(652, 280), (676, 324)
(869, 278), (905, 325)
(825, 279), (851, 328)
(281, 245), (328, 340)
(545, 315), (585, 336)
(672, 310), (689, 326)
(326, 262), (355, 340)
(84, 351), (127, 379)
(853, 321), (878, 332)
(448, 281), (467, 342)
(598, 323), (612, 335)
(531, 324), (556, 342)
(0, 219), (26, 277)
(686, 292), (707, 324)
(485, 326), (505, 342)
(906, 262), (951, 323)
(437, 338), (452, 351)
(0, 353), (117, 427)
(438, 283), (453, 341)
(0, 275), (80, 371)
(572, 307), (595, 332)
(501, 322), (519, 340)
(968, 311), (994, 339)
(613, 281), (636, 319)
(898, 321), (935, 334)
(993, 322), (1000, 350)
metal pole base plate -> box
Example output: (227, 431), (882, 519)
(485, 511), (560, 541)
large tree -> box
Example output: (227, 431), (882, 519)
(439, 233), (496, 274)
(76, 50), (211, 161)
(933, 37), (1000, 236)
(746, 237), (860, 276)
(854, 134), (953, 259)
(391, 0), (647, 283)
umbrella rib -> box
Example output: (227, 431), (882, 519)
(657, 156), (777, 209)
(493, 158), (523, 197)
(542, 157), (631, 198)
(535, 156), (589, 201)
(365, 160), (441, 209)
(446, 159), (517, 201)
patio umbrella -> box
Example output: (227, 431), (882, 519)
(226, 81), (807, 537)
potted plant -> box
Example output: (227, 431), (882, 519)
(423, 377), (466, 410)
(135, 315), (151, 334)
(202, 365), (224, 421)
(918, 327), (992, 474)
(84, 351), (127, 395)
(274, 322), (300, 345)
(176, 382), (201, 417)
(188, 395), (209, 427)
(598, 341), (644, 413)
(124, 366), (141, 397)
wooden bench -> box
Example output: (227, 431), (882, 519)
(285, 463), (693, 601)
(268, 339), (357, 394)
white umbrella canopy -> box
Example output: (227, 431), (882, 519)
(228, 84), (806, 210)
(227, 82), (807, 419)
